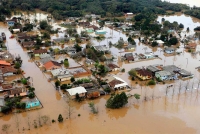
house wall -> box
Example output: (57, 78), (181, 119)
(7, 22), (15, 27)
(35, 53), (47, 57)
(3, 72), (14, 76)
(70, 93), (86, 99)
(165, 50), (174, 54)
(47, 66), (61, 71)
(155, 73), (168, 81)
(26, 101), (40, 109)
(136, 72), (152, 80)
(59, 77), (71, 82)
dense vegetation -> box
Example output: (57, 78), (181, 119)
(1, 0), (200, 21)
(106, 92), (128, 109)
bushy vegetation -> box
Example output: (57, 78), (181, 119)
(74, 78), (90, 85)
(0, 0), (194, 22)
(128, 69), (136, 77)
(60, 84), (72, 90)
(88, 102), (98, 114)
(106, 92), (128, 109)
(58, 114), (63, 123)
(147, 80), (156, 85)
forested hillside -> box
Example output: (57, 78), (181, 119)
(0, 0), (199, 20)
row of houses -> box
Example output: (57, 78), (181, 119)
(134, 65), (193, 81)
(66, 75), (128, 99)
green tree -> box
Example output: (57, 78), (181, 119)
(179, 23), (184, 28)
(21, 78), (27, 85)
(58, 114), (63, 122)
(55, 80), (61, 88)
(20, 103), (26, 109)
(14, 62), (21, 69)
(70, 77), (75, 82)
(28, 87), (35, 92)
(64, 59), (69, 68)
(42, 32), (50, 39)
(151, 41), (158, 47)
(106, 92), (128, 109)
(128, 69), (136, 77)
(1, 106), (11, 114)
(148, 80), (156, 85)
(39, 20), (49, 30)
(74, 44), (82, 52)
(28, 92), (35, 99)
(169, 37), (178, 45)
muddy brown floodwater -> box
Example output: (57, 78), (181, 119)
(1, 12), (200, 134)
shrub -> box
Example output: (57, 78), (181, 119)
(52, 119), (55, 123)
(55, 80), (61, 88)
(70, 77), (75, 82)
(1, 106), (11, 114)
(147, 80), (156, 85)
(58, 114), (63, 123)
(28, 92), (35, 99)
(21, 78), (27, 85)
(121, 68), (125, 72)
(151, 41), (158, 47)
(78, 114), (81, 116)
(104, 88), (111, 93)
(88, 102), (98, 114)
(128, 69), (136, 77)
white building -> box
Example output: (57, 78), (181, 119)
(66, 86), (87, 99)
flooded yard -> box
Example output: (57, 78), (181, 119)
(1, 10), (200, 133)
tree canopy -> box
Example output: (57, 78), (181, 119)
(0, 0), (198, 21)
(106, 92), (128, 109)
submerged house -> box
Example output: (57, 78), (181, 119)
(164, 47), (175, 54)
(135, 68), (152, 80)
(106, 63), (120, 72)
(6, 19), (17, 27)
(22, 41), (36, 48)
(124, 53), (134, 62)
(155, 71), (177, 81)
(178, 69), (193, 79)
(43, 61), (61, 71)
(66, 86), (87, 99)
(33, 49), (47, 57)
(147, 64), (163, 76)
(95, 30), (106, 35)
(107, 75), (128, 90)
(25, 98), (40, 109)
(51, 68), (73, 82)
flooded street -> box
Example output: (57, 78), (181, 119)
(1, 10), (200, 133)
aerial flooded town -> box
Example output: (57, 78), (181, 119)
(0, 0), (200, 134)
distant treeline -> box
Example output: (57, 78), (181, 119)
(0, 0), (200, 20)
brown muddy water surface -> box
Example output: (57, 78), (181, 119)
(1, 12), (200, 134)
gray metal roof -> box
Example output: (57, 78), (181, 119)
(163, 65), (179, 74)
(156, 71), (171, 77)
(147, 65), (160, 72)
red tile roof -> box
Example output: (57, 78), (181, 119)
(107, 63), (119, 70)
(136, 69), (152, 77)
(44, 61), (61, 70)
(0, 60), (11, 66)
(1, 66), (17, 74)
(33, 49), (47, 54)
(108, 79), (123, 88)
